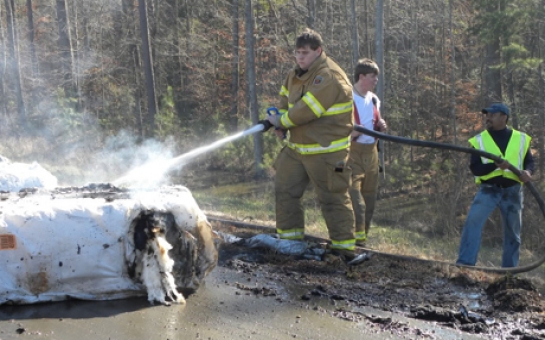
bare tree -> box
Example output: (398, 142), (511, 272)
(448, 0), (456, 144)
(481, 1), (502, 102)
(375, 0), (384, 101)
(26, 0), (38, 77)
(56, 0), (78, 104)
(230, 0), (240, 132)
(306, 0), (315, 29)
(245, 0), (263, 177)
(538, 24), (545, 178)
(363, 0), (371, 57)
(349, 0), (359, 68)
(375, 0), (384, 177)
(4, 0), (26, 127)
(138, 0), (158, 137)
(0, 4), (8, 118)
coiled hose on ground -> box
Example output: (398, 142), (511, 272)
(210, 125), (545, 274)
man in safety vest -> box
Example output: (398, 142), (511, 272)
(260, 28), (356, 261)
(348, 58), (387, 246)
(456, 103), (534, 268)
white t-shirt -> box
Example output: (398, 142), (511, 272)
(353, 90), (381, 144)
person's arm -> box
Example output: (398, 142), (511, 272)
(519, 147), (534, 182)
(373, 96), (387, 132)
(267, 75), (290, 138)
(469, 152), (498, 177)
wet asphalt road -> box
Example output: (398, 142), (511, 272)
(0, 266), (483, 340)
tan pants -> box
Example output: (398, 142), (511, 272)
(273, 146), (355, 249)
(348, 141), (379, 242)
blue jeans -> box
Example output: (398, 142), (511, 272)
(457, 183), (523, 267)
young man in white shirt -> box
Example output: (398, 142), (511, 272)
(349, 58), (387, 246)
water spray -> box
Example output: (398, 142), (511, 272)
(113, 123), (268, 187)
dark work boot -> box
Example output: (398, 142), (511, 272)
(330, 249), (357, 263)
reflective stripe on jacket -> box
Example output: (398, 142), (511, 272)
(277, 52), (353, 155)
(469, 129), (531, 184)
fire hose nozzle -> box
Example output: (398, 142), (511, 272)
(258, 119), (273, 132)
(266, 107), (286, 138)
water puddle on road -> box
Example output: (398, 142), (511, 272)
(277, 276), (487, 340)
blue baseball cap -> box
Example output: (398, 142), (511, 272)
(482, 103), (509, 116)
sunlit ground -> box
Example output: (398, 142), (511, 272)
(190, 176), (545, 294)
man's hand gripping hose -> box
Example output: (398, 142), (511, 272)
(258, 107), (286, 139)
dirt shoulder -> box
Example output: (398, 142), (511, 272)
(213, 220), (545, 340)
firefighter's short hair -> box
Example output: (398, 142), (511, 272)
(354, 58), (380, 83)
(295, 28), (323, 50)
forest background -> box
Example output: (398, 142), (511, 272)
(1, 0), (545, 266)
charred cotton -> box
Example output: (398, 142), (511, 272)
(0, 184), (218, 306)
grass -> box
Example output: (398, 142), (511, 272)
(367, 224), (459, 261)
(197, 182), (545, 292)
(191, 179), (331, 237)
(193, 179), (545, 270)
(192, 181), (461, 261)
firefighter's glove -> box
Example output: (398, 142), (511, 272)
(258, 119), (274, 132)
(267, 114), (281, 128)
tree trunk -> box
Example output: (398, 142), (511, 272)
(507, 70), (518, 129)
(163, 0), (183, 124)
(245, 0), (263, 177)
(26, 0), (39, 113)
(4, 0), (26, 127)
(374, 0), (384, 102)
(138, 0), (158, 137)
(349, 0), (359, 68)
(364, 0), (370, 56)
(125, 0), (144, 138)
(484, 43), (502, 102)
(375, 0), (384, 177)
(306, 0), (315, 29)
(71, 1), (83, 112)
(537, 24), (545, 180)
(180, 0), (192, 121)
(56, 0), (77, 103)
(408, 0), (418, 162)
(230, 0), (240, 132)
(0, 4), (7, 118)
(448, 0), (456, 144)
(26, 0), (38, 77)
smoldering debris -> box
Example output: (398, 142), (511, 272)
(0, 184), (217, 306)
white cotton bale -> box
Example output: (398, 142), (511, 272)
(0, 185), (217, 305)
(0, 156), (58, 192)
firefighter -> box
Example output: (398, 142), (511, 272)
(260, 28), (356, 261)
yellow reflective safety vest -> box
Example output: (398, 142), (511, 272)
(277, 52), (353, 155)
(468, 129), (531, 184)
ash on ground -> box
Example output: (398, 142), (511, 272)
(212, 220), (545, 340)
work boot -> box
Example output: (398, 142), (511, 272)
(356, 242), (367, 249)
(329, 249), (357, 263)
(355, 233), (367, 248)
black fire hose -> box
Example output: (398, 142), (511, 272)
(209, 126), (545, 274)
(353, 125), (545, 274)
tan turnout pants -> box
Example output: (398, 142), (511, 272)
(348, 141), (379, 242)
(274, 146), (355, 249)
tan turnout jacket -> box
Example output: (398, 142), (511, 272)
(277, 52), (354, 155)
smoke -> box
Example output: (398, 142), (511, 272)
(88, 130), (178, 188)
(0, 0), (225, 190)
(0, 113), (180, 190)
